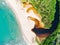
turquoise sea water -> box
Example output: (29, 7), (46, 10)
(0, 0), (26, 45)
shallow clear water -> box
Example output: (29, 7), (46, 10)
(0, 0), (26, 45)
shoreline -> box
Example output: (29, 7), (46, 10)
(5, 0), (38, 45)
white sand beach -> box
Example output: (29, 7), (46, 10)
(5, 0), (40, 45)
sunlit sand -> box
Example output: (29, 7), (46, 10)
(5, 0), (41, 45)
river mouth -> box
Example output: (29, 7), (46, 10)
(0, 0), (59, 45)
(6, 0), (59, 44)
(5, 0), (41, 45)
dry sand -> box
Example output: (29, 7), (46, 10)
(5, 0), (40, 45)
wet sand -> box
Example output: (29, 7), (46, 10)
(5, 0), (38, 45)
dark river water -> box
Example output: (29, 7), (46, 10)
(0, 0), (59, 45)
(32, 0), (59, 34)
